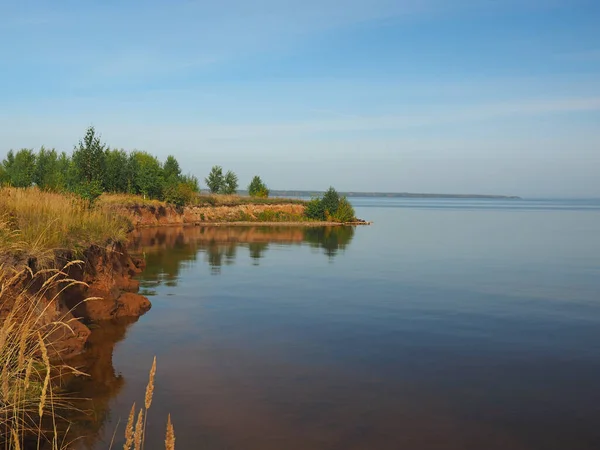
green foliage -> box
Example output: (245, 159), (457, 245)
(180, 174), (199, 192)
(163, 155), (181, 181)
(72, 126), (106, 186)
(131, 151), (164, 199)
(57, 151), (74, 191)
(222, 170), (238, 194)
(4, 149), (37, 188)
(33, 147), (62, 190)
(73, 179), (104, 205)
(332, 196), (355, 222)
(103, 148), (130, 192)
(0, 127), (196, 206)
(303, 187), (355, 222)
(321, 186), (340, 217)
(205, 165), (224, 193)
(305, 197), (326, 220)
(0, 164), (7, 185)
(248, 175), (269, 198)
(163, 182), (196, 208)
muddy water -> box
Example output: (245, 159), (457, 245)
(72, 199), (600, 450)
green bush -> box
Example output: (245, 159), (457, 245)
(164, 182), (196, 208)
(303, 188), (355, 222)
(305, 198), (326, 220)
(73, 179), (104, 205)
(332, 196), (355, 222)
(248, 175), (269, 198)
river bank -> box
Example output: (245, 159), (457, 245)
(0, 188), (368, 360)
(104, 200), (370, 227)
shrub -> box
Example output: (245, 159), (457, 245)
(305, 198), (326, 220)
(73, 179), (104, 205)
(248, 176), (269, 198)
(332, 196), (355, 222)
(303, 187), (355, 222)
(163, 182), (196, 208)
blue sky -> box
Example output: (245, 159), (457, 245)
(1, 0), (599, 197)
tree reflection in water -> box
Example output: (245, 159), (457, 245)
(128, 225), (354, 280)
(63, 225), (355, 448)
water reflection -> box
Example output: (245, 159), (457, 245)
(66, 317), (140, 449)
(66, 225), (354, 447)
(128, 225), (354, 279)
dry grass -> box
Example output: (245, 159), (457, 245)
(193, 193), (306, 207)
(0, 263), (175, 449)
(100, 191), (306, 208)
(0, 187), (129, 261)
(0, 262), (88, 449)
(0, 188), (175, 449)
(97, 194), (166, 208)
(121, 356), (174, 450)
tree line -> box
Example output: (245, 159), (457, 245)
(0, 126), (272, 206)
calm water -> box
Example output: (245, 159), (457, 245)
(72, 198), (600, 450)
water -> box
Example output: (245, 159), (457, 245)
(72, 198), (600, 450)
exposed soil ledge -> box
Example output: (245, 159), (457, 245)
(111, 203), (371, 227)
(3, 242), (150, 360)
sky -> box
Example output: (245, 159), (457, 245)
(0, 0), (599, 197)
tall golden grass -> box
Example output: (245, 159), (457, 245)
(0, 263), (175, 449)
(193, 193), (306, 207)
(0, 187), (129, 261)
(97, 194), (166, 209)
(0, 262), (88, 449)
(99, 191), (306, 208)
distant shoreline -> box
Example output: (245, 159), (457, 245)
(264, 190), (521, 200)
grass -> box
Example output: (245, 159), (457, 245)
(0, 187), (129, 261)
(191, 193), (307, 207)
(0, 263), (175, 449)
(0, 262), (88, 449)
(99, 192), (306, 209)
(97, 193), (166, 208)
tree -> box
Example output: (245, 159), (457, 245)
(72, 126), (106, 186)
(1, 150), (15, 185)
(57, 152), (75, 191)
(131, 151), (164, 199)
(34, 147), (60, 190)
(205, 166), (224, 194)
(248, 175), (269, 198)
(180, 174), (199, 192)
(321, 187), (340, 217)
(7, 149), (36, 188)
(0, 164), (7, 186)
(222, 170), (238, 195)
(163, 155), (181, 182)
(103, 148), (129, 192)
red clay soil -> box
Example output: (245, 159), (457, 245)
(6, 243), (153, 360)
